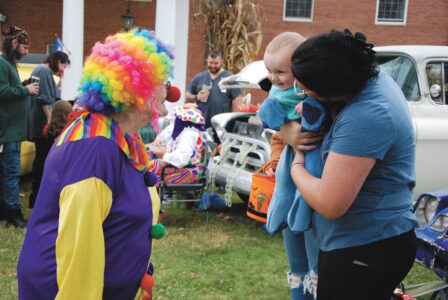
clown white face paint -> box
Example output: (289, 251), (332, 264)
(153, 85), (168, 117)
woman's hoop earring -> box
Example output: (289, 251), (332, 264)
(294, 80), (310, 100)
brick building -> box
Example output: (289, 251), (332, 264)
(1, 0), (447, 103)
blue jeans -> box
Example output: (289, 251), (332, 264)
(283, 227), (318, 300)
(0, 142), (22, 210)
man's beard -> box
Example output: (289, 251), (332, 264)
(13, 48), (24, 61)
(208, 65), (222, 75)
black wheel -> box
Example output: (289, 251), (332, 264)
(237, 192), (249, 203)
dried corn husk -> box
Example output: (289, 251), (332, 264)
(193, 0), (263, 73)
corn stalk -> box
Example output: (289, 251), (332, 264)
(193, 0), (263, 74)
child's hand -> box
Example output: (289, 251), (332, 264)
(153, 140), (164, 148)
(148, 142), (166, 158)
(265, 168), (276, 178)
(295, 102), (303, 116)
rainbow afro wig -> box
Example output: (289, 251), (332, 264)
(77, 28), (174, 119)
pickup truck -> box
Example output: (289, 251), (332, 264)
(208, 45), (448, 203)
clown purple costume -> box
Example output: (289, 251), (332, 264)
(18, 115), (154, 299)
(17, 28), (173, 299)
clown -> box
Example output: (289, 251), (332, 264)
(17, 28), (172, 299)
(150, 104), (207, 185)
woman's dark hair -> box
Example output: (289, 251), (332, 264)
(291, 29), (378, 98)
(44, 51), (70, 73)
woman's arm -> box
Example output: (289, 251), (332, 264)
(36, 67), (58, 106)
(42, 104), (52, 124)
(291, 150), (375, 219)
(276, 121), (323, 151)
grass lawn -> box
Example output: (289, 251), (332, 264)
(0, 177), (442, 299)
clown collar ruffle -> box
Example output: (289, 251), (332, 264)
(57, 112), (153, 173)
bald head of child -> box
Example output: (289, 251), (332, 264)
(264, 32), (306, 91)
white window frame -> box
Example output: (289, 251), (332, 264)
(375, 0), (408, 26)
(283, 0), (314, 23)
(129, 0), (152, 2)
(46, 44), (55, 55)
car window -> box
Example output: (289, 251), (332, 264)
(426, 62), (448, 105)
(375, 55), (420, 101)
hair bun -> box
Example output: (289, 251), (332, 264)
(343, 28), (375, 55)
(354, 31), (366, 42)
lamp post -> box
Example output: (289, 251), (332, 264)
(122, 1), (134, 31)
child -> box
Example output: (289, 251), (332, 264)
(28, 100), (73, 208)
(258, 32), (322, 300)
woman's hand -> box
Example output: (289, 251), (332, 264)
(291, 150), (376, 220)
(277, 121), (323, 152)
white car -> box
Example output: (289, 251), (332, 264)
(207, 45), (448, 202)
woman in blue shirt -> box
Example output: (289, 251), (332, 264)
(288, 29), (418, 300)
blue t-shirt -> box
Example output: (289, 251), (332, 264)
(187, 70), (242, 128)
(313, 71), (419, 251)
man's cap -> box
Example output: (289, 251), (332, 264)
(2, 26), (30, 45)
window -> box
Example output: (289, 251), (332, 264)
(46, 44), (55, 55)
(426, 62), (448, 105)
(375, 55), (420, 101)
(376, 0), (408, 25)
(283, 0), (313, 22)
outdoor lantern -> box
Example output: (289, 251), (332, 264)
(122, 1), (134, 31)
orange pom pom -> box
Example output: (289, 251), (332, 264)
(140, 273), (155, 292)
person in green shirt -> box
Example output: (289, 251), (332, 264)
(0, 26), (39, 228)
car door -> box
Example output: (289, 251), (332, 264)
(412, 59), (448, 197)
(376, 52), (448, 198)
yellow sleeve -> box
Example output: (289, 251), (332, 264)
(55, 177), (113, 300)
(148, 186), (160, 225)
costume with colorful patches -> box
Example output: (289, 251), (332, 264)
(152, 105), (207, 184)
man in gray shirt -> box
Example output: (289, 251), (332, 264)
(186, 50), (242, 128)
